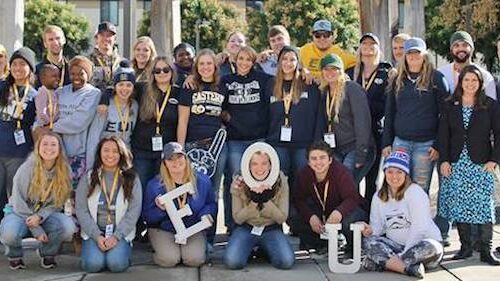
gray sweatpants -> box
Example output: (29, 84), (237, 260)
(363, 236), (443, 270)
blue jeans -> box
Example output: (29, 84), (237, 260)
(81, 238), (132, 273)
(133, 157), (161, 193)
(274, 146), (307, 182)
(333, 147), (376, 189)
(224, 140), (261, 231)
(0, 212), (76, 258)
(392, 137), (435, 193)
(224, 225), (295, 269)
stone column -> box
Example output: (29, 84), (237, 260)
(0, 0), (24, 54)
(150, 0), (181, 57)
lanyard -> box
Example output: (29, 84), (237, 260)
(34, 180), (54, 212)
(114, 98), (130, 137)
(100, 169), (120, 224)
(135, 71), (145, 82)
(47, 89), (54, 129)
(12, 85), (29, 130)
(312, 181), (329, 223)
(283, 89), (293, 127)
(362, 69), (377, 91)
(155, 87), (171, 135)
(46, 55), (65, 86)
(97, 56), (120, 81)
(326, 90), (336, 132)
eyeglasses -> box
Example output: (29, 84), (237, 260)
(153, 67), (171, 74)
(314, 32), (332, 39)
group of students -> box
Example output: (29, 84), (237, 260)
(0, 18), (498, 278)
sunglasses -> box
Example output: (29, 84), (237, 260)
(153, 67), (171, 74)
(314, 32), (332, 39)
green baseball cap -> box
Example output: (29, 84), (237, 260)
(320, 53), (344, 70)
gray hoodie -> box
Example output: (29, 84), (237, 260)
(10, 154), (70, 238)
(86, 96), (139, 168)
(52, 83), (101, 158)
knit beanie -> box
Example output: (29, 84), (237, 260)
(450, 31), (474, 49)
(10, 47), (36, 72)
(113, 60), (136, 85)
(383, 150), (410, 175)
(277, 46), (299, 62)
(69, 56), (94, 79)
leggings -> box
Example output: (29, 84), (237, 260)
(363, 236), (443, 270)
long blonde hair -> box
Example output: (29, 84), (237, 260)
(29, 132), (71, 208)
(160, 155), (197, 194)
(319, 69), (347, 123)
(393, 52), (435, 94)
(0, 44), (8, 78)
(273, 47), (303, 104)
(131, 36), (157, 78)
(139, 56), (177, 122)
(352, 42), (382, 82)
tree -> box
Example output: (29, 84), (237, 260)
(138, 0), (246, 53)
(24, 0), (90, 60)
(247, 0), (360, 51)
(426, 0), (500, 68)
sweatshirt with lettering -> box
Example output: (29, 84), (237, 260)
(52, 84), (101, 158)
(221, 69), (272, 141)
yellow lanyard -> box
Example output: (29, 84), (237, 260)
(135, 71), (145, 82)
(34, 180), (54, 212)
(12, 85), (29, 130)
(312, 181), (329, 223)
(362, 70), (377, 91)
(283, 90), (293, 127)
(326, 90), (336, 132)
(114, 98), (130, 137)
(47, 89), (54, 129)
(46, 55), (65, 86)
(97, 56), (120, 81)
(155, 87), (171, 135)
(100, 169), (120, 224)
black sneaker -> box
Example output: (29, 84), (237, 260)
(9, 258), (26, 270)
(41, 256), (57, 269)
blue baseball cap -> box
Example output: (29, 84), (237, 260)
(313, 20), (332, 33)
(404, 37), (427, 54)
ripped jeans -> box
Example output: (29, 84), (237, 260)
(363, 236), (443, 271)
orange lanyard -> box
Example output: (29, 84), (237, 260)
(312, 181), (329, 222)
(155, 87), (171, 135)
(100, 169), (120, 224)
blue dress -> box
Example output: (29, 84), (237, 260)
(438, 106), (496, 224)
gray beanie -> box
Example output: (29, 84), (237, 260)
(10, 47), (36, 72)
(450, 31), (474, 49)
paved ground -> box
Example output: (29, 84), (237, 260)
(1, 168), (500, 281)
(0, 225), (498, 281)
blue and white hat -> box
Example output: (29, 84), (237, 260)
(383, 150), (410, 175)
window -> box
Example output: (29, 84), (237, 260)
(101, 0), (119, 26)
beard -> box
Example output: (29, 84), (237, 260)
(452, 51), (471, 63)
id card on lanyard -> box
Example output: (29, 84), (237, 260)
(324, 91), (336, 148)
(280, 91), (293, 142)
(101, 169), (120, 238)
(12, 85), (29, 145)
(152, 87), (171, 151)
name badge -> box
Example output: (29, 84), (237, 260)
(251, 226), (265, 236)
(14, 129), (26, 145)
(105, 224), (114, 238)
(152, 135), (163, 151)
(323, 133), (336, 148)
(280, 126), (292, 142)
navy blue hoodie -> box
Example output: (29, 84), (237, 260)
(0, 81), (36, 158)
(221, 69), (272, 141)
(266, 79), (321, 148)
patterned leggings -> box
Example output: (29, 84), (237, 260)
(363, 236), (443, 271)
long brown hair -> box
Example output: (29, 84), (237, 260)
(191, 49), (219, 92)
(88, 136), (136, 200)
(139, 56), (177, 122)
(449, 64), (488, 109)
(30, 132), (71, 208)
(273, 47), (303, 104)
(392, 52), (434, 95)
(159, 155), (197, 194)
(377, 173), (412, 202)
